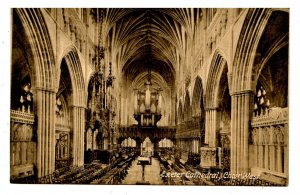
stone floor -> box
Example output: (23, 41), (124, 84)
(122, 157), (163, 185)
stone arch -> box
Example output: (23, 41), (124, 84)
(230, 9), (289, 174)
(192, 76), (204, 117)
(121, 137), (137, 147)
(59, 46), (86, 107)
(158, 138), (174, 148)
(253, 11), (289, 110)
(204, 49), (230, 153)
(56, 46), (86, 167)
(13, 9), (58, 178)
(232, 8), (281, 93)
(205, 49), (228, 109)
(15, 8), (56, 91)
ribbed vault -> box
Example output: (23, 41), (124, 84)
(103, 8), (203, 87)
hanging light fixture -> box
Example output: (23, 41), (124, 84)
(19, 83), (33, 113)
(254, 85), (271, 116)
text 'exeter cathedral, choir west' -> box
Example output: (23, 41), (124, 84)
(10, 8), (288, 185)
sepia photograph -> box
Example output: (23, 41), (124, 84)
(9, 7), (289, 186)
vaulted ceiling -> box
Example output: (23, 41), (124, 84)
(102, 8), (203, 87)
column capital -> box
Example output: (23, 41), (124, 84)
(35, 87), (56, 94)
(230, 89), (254, 96)
(70, 105), (86, 109)
(205, 107), (219, 111)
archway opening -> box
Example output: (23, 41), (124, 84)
(10, 10), (37, 180)
(191, 77), (205, 151)
(121, 137), (137, 148)
(141, 137), (154, 157)
(217, 64), (231, 170)
(158, 138), (174, 148)
(250, 11), (288, 175)
(11, 10), (35, 112)
(55, 59), (74, 170)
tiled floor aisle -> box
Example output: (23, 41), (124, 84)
(122, 158), (163, 185)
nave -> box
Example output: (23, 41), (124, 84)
(10, 8), (289, 186)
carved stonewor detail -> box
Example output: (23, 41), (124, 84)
(62, 8), (70, 33)
(200, 147), (216, 167)
(221, 9), (228, 36)
(267, 126), (274, 145)
(251, 128), (259, 145)
(274, 125), (284, 145)
(262, 127), (269, 145)
(11, 122), (34, 141)
(250, 106), (287, 177)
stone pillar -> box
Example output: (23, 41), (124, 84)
(202, 108), (219, 167)
(205, 114), (209, 145)
(36, 89), (56, 178)
(205, 108), (218, 147)
(72, 106), (85, 166)
(230, 90), (253, 174)
(79, 107), (85, 165)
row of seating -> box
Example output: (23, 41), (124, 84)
(91, 155), (135, 184)
(37, 152), (135, 184)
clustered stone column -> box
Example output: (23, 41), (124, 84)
(72, 106), (85, 166)
(36, 89), (56, 178)
(201, 108), (219, 167)
(205, 108), (218, 147)
(230, 90), (253, 174)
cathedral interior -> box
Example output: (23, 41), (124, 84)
(10, 8), (289, 185)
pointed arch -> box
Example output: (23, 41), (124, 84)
(205, 49), (228, 109)
(232, 8), (273, 92)
(15, 8), (56, 91)
(60, 46), (86, 107)
(230, 9), (289, 174)
(13, 8), (57, 178)
(192, 76), (204, 117)
(56, 46), (86, 167)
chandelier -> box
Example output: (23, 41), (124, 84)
(133, 11), (162, 128)
(19, 83), (33, 114)
(253, 85), (270, 116)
